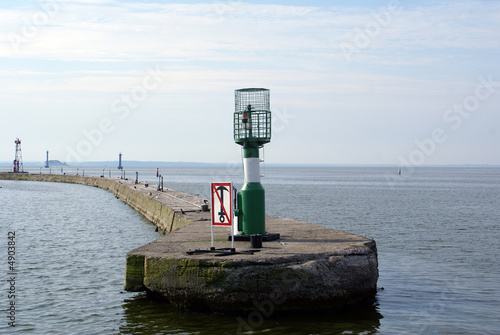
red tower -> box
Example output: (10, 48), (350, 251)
(13, 138), (24, 173)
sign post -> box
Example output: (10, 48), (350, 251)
(211, 182), (234, 249)
(186, 183), (258, 257)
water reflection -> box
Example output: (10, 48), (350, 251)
(120, 293), (382, 335)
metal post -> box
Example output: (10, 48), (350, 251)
(231, 207), (235, 249)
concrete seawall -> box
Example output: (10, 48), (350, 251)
(1, 172), (379, 313)
(0, 172), (209, 234)
(128, 218), (378, 313)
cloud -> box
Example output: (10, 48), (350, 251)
(1, 1), (499, 165)
(1, 1), (497, 64)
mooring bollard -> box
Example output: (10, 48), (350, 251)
(250, 234), (263, 248)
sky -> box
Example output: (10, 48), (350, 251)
(0, 0), (499, 165)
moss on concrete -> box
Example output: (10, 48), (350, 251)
(124, 255), (145, 292)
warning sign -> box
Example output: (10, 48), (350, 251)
(211, 183), (233, 227)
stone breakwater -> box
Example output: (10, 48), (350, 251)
(1, 172), (379, 313)
(0, 172), (208, 234)
(126, 218), (379, 313)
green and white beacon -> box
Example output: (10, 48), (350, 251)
(233, 88), (280, 242)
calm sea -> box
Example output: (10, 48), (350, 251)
(1, 166), (499, 334)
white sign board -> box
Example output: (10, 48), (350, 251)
(211, 182), (233, 227)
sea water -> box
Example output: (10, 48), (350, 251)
(0, 166), (499, 334)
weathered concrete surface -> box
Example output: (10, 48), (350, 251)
(0, 172), (210, 234)
(126, 217), (378, 313)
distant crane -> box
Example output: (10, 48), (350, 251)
(13, 138), (24, 173)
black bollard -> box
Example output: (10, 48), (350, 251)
(250, 234), (263, 249)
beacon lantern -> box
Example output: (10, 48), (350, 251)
(233, 88), (278, 241)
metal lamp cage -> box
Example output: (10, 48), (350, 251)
(234, 88), (271, 145)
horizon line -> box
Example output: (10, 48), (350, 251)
(1, 160), (499, 168)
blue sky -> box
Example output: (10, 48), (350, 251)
(1, 0), (499, 165)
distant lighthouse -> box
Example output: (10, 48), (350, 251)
(118, 152), (123, 170)
(13, 138), (24, 173)
(45, 151), (49, 168)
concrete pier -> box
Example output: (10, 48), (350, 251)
(0, 172), (378, 313)
(126, 217), (378, 312)
(0, 172), (208, 234)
